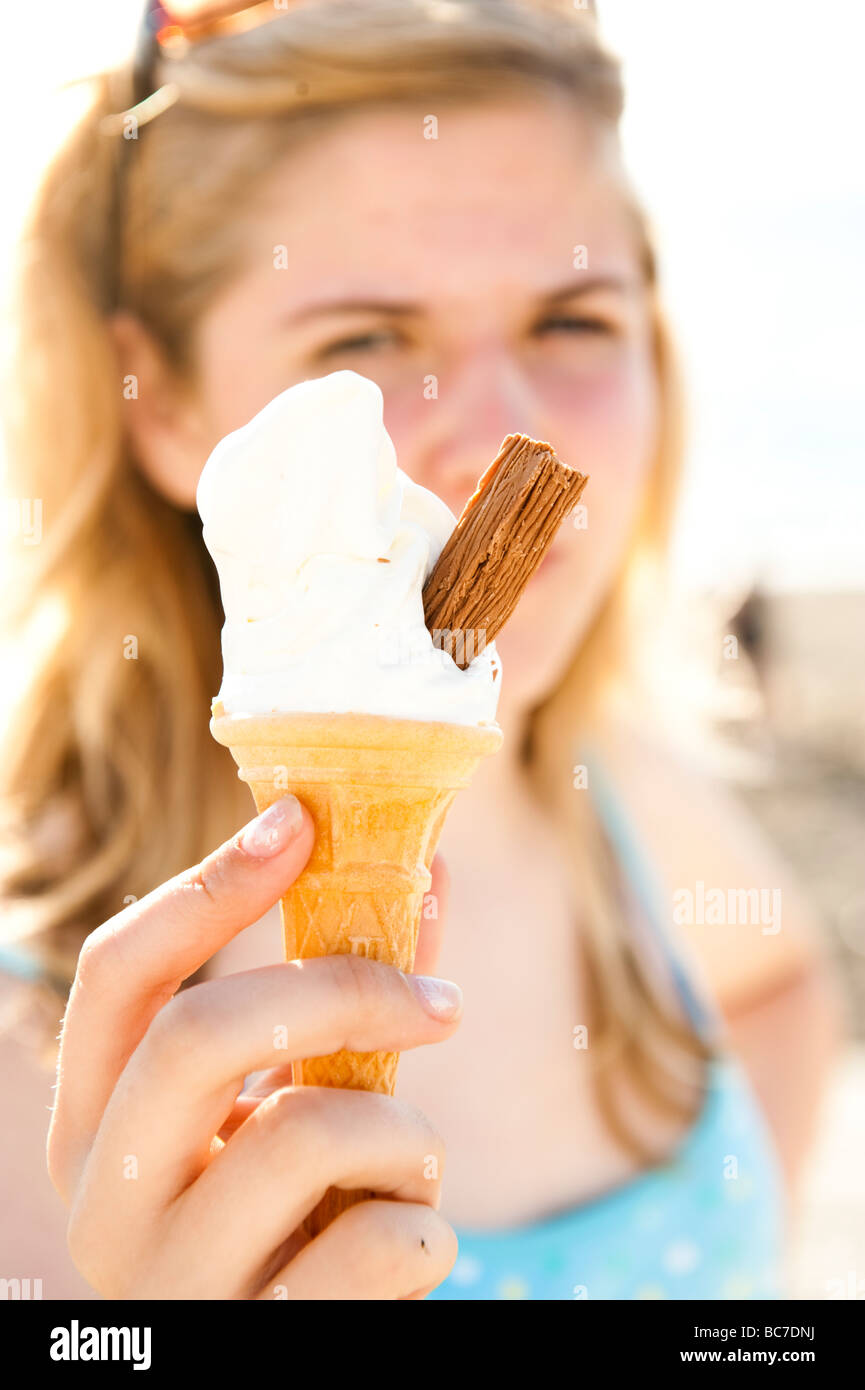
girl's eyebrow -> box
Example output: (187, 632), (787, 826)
(281, 274), (637, 327)
(541, 273), (640, 304)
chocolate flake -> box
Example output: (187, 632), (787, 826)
(423, 434), (588, 669)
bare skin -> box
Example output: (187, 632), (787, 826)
(0, 97), (841, 1296)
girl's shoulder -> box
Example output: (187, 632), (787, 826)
(589, 708), (824, 1011)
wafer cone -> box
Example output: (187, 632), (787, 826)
(210, 703), (501, 1237)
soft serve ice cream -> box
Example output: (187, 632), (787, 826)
(196, 370), (501, 726)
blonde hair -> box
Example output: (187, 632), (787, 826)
(1, 0), (710, 1156)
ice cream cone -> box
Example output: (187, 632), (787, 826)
(210, 703), (501, 1237)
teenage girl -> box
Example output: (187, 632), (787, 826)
(0, 0), (840, 1299)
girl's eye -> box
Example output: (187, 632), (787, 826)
(535, 315), (614, 337)
(318, 330), (397, 358)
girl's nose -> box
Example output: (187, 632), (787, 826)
(410, 352), (546, 515)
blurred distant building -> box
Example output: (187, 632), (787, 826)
(741, 592), (865, 772)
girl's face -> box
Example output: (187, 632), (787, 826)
(132, 95), (659, 718)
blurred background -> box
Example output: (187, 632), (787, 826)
(599, 0), (865, 1301)
(1, 0), (862, 1298)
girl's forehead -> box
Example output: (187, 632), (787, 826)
(248, 101), (638, 304)
(262, 94), (617, 210)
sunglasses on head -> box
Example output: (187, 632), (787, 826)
(130, 0), (599, 110)
(131, 2), (299, 108)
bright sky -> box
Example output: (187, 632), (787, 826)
(2, 1), (862, 593)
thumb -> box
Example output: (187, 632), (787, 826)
(412, 853), (450, 977)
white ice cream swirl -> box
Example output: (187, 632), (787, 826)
(196, 370), (501, 726)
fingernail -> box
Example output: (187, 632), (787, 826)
(239, 797), (305, 858)
(410, 975), (463, 1021)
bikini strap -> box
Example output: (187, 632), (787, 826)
(578, 742), (723, 1049)
(0, 942), (69, 995)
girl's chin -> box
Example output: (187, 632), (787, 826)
(491, 545), (595, 708)
(493, 617), (582, 712)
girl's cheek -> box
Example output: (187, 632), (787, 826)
(544, 360), (657, 483)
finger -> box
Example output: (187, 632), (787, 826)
(69, 955), (462, 1225)
(212, 848), (447, 1144)
(216, 1093), (264, 1143)
(256, 1200), (457, 1301)
(215, 1062), (296, 1141)
(161, 1087), (445, 1298)
(413, 853), (449, 977)
(49, 797), (314, 1200)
